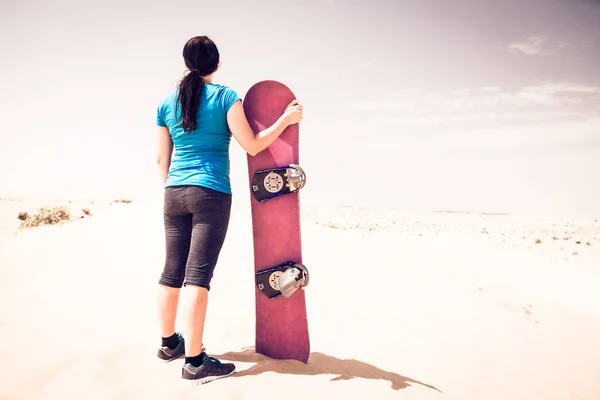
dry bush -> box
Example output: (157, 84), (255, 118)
(19, 206), (71, 228)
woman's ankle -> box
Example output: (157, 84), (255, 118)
(185, 352), (207, 367)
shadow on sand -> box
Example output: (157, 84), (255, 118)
(211, 347), (442, 393)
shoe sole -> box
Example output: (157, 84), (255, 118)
(181, 368), (236, 385)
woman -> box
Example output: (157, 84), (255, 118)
(154, 36), (303, 384)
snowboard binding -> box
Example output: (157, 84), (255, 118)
(256, 262), (309, 299)
(251, 164), (306, 203)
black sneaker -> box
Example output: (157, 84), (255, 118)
(156, 332), (185, 363)
(181, 352), (236, 384)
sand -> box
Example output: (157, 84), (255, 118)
(1, 195), (600, 399)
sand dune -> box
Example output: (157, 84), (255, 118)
(1, 197), (600, 399)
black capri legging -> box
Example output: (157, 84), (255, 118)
(158, 185), (232, 291)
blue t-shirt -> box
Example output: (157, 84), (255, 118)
(156, 83), (241, 195)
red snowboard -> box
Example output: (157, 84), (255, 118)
(244, 80), (310, 363)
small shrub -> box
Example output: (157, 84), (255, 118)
(19, 206), (71, 228)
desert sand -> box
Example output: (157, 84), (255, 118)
(1, 194), (600, 400)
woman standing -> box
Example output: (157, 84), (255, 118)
(154, 36), (303, 384)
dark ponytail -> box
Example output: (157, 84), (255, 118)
(177, 71), (205, 133)
(176, 36), (220, 134)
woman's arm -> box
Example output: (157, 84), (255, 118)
(156, 126), (173, 185)
(226, 99), (303, 156)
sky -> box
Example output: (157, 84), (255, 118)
(1, 0), (599, 216)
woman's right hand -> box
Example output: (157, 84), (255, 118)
(283, 99), (303, 125)
(227, 97), (305, 156)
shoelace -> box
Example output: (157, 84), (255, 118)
(205, 356), (223, 366)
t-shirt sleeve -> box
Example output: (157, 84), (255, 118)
(221, 87), (241, 113)
(156, 100), (167, 127)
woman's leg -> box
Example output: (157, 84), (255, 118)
(157, 285), (182, 338)
(158, 217), (192, 328)
(179, 186), (233, 381)
(180, 285), (209, 357)
(156, 187), (192, 361)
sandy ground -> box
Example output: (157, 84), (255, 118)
(1, 196), (600, 399)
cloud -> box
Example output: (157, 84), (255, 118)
(508, 35), (566, 56)
(349, 82), (600, 130)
